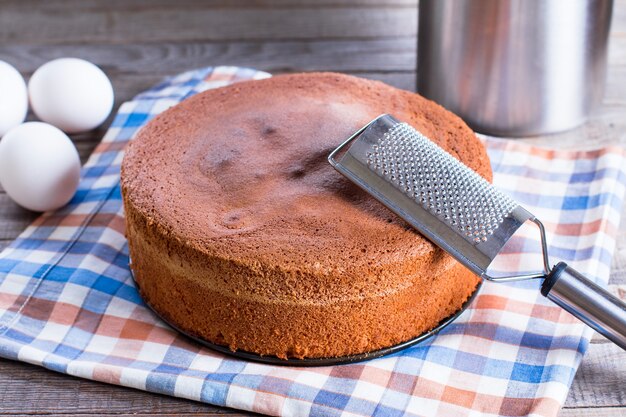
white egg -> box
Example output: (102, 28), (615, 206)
(29, 58), (114, 133)
(0, 61), (28, 137)
(0, 122), (81, 212)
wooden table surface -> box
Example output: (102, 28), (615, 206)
(0, 1), (625, 416)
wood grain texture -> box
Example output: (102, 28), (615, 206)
(0, 195), (39, 239)
(0, 39), (416, 73)
(0, 415), (252, 417)
(2, 0), (418, 8)
(0, 5), (417, 44)
(560, 409), (626, 417)
(0, 358), (239, 415)
(0, 0), (625, 416)
(565, 343), (626, 408)
(1, 415), (254, 417)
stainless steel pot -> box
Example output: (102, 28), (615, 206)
(417, 0), (613, 137)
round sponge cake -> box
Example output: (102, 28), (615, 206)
(121, 73), (489, 359)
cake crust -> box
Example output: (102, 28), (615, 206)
(121, 73), (489, 359)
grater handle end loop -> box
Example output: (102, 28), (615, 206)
(482, 217), (550, 282)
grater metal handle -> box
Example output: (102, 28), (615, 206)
(542, 262), (626, 350)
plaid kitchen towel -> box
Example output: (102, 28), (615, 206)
(0, 66), (625, 417)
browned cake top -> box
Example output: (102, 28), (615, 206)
(121, 73), (491, 275)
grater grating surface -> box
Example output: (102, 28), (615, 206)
(367, 123), (517, 244)
(329, 114), (534, 277)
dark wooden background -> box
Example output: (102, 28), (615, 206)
(1, 1), (625, 416)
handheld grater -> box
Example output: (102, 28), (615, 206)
(329, 114), (626, 350)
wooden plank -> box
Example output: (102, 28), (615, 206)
(560, 408), (626, 417)
(0, 6), (417, 44)
(1, 0), (418, 9)
(0, 408), (251, 417)
(564, 343), (626, 408)
(3, 0), (622, 48)
(0, 38), (416, 74)
(0, 194), (39, 240)
(1, 0), (621, 48)
(0, 358), (242, 415)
